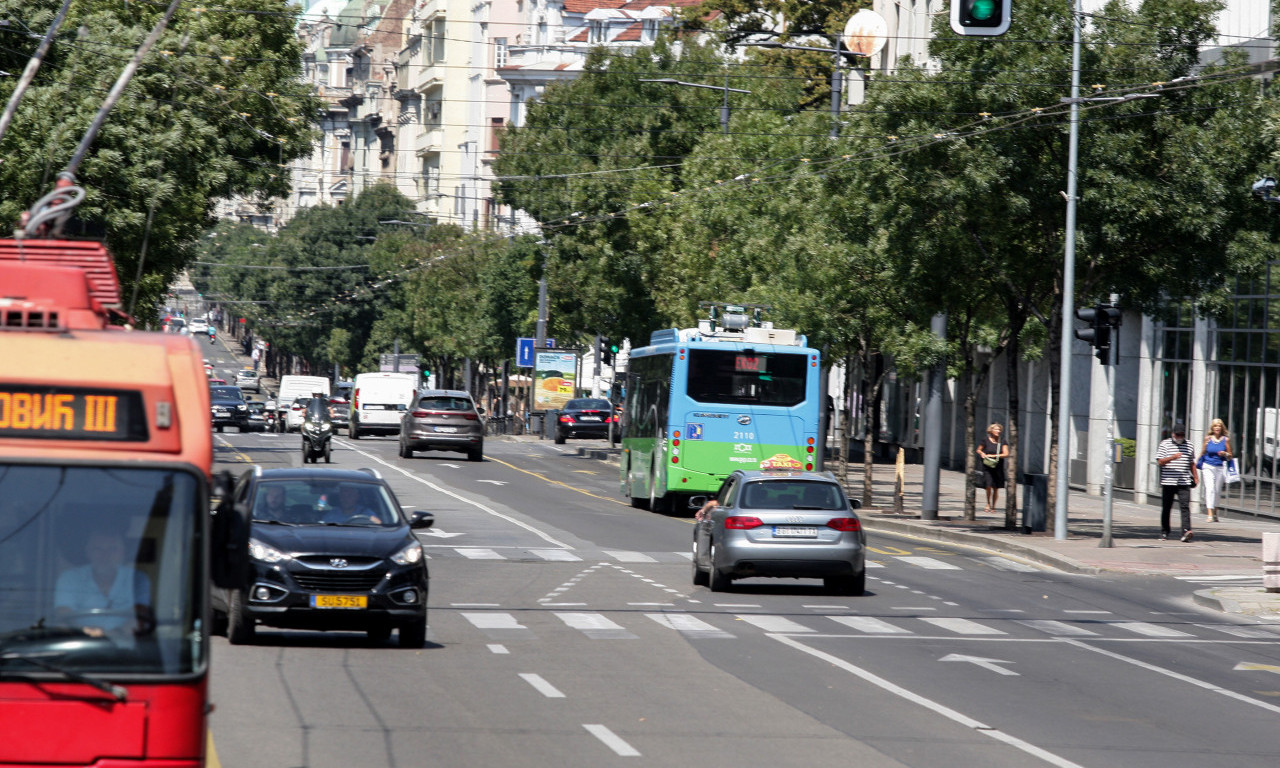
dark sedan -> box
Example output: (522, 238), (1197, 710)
(210, 385), (250, 432)
(554, 397), (615, 444)
(212, 468), (433, 648)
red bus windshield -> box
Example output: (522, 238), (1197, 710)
(0, 465), (205, 677)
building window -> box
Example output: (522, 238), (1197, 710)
(494, 37), (508, 68)
(641, 20), (658, 42)
(489, 117), (504, 152)
(588, 21), (605, 44)
(431, 18), (446, 63)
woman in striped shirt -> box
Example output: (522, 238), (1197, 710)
(1156, 424), (1199, 541)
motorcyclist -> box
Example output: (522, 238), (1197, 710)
(207, 325), (216, 344)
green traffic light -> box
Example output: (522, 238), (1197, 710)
(970, 0), (996, 20)
(610, 345), (619, 353)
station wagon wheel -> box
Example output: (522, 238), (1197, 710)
(707, 544), (730, 592)
(692, 541), (709, 587)
(825, 571), (865, 596)
(399, 439), (413, 459)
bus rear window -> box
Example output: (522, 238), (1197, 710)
(686, 350), (807, 407)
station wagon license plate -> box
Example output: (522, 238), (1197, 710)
(433, 426), (458, 433)
(311, 595), (367, 609)
(773, 526), (819, 538)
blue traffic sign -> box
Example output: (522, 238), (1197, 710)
(516, 337), (555, 367)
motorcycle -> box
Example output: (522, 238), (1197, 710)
(300, 397), (333, 463)
(207, 329), (216, 344)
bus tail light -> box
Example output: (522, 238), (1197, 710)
(724, 516), (763, 530)
(826, 518), (862, 532)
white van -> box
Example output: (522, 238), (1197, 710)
(276, 375), (331, 432)
(350, 372), (419, 438)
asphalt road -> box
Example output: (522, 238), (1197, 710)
(203, 421), (1280, 768)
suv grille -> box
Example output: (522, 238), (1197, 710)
(292, 571), (385, 592)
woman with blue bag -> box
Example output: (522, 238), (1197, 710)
(1198, 419), (1233, 523)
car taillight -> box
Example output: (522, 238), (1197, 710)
(292, 404), (302, 411)
(464, 413), (479, 420)
(559, 415), (574, 424)
(724, 516), (764, 530)
(412, 410), (428, 418)
(826, 518), (862, 532)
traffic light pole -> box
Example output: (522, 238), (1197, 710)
(1101, 362), (1116, 547)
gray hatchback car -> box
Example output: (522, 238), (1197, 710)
(398, 390), (485, 461)
(692, 470), (865, 595)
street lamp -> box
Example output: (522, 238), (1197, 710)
(638, 77), (751, 135)
(741, 40), (864, 139)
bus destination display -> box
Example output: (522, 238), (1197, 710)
(0, 385), (148, 441)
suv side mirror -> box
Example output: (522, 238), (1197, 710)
(475, 406), (485, 416)
(408, 511), (435, 529)
(210, 471), (252, 589)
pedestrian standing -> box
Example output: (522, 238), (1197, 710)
(1198, 418), (1233, 523)
(976, 423), (1010, 514)
(1156, 423), (1199, 541)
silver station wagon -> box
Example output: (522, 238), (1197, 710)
(692, 470), (866, 595)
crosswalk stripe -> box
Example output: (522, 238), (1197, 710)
(1018, 619), (1099, 637)
(978, 556), (1040, 573)
(462, 612), (526, 630)
(895, 556), (962, 570)
(919, 617), (1006, 635)
(644, 613), (735, 638)
(1108, 621), (1193, 638)
(554, 612), (638, 640)
(603, 550), (657, 563)
(455, 548), (504, 559)
(530, 549), (583, 562)
(1196, 623), (1280, 639)
(826, 616), (911, 634)
(734, 615), (815, 633)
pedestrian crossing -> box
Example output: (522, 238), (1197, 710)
(453, 609), (1280, 643)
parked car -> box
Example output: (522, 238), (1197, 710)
(236, 368), (261, 393)
(209, 385), (250, 432)
(554, 397), (615, 444)
(398, 390), (484, 462)
(692, 470), (866, 595)
(211, 467), (434, 647)
(282, 397), (312, 432)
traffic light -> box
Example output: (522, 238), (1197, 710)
(600, 337), (613, 365)
(1075, 304), (1121, 365)
(950, 0), (1012, 36)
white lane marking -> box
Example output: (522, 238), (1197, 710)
(1198, 623), (1280, 639)
(530, 549), (583, 562)
(1063, 610), (1111, 615)
(477, 479), (508, 485)
(675, 551), (693, 560)
(735, 615), (814, 633)
(1018, 620), (1099, 637)
(455, 548), (504, 560)
(487, 644), (509, 654)
(628, 602), (674, 607)
(645, 613), (735, 638)
(867, 561), (885, 568)
(555, 612), (638, 640)
(1175, 574), (1260, 582)
(439, 463), (461, 469)
(336, 439), (572, 548)
(451, 603), (500, 607)
(519, 673), (565, 699)
(895, 556), (962, 570)
(773, 634), (1087, 768)
(419, 529), (466, 538)
(462, 613), (526, 630)
(604, 550), (657, 563)
(713, 603), (761, 608)
(920, 617), (1007, 635)
(583, 724), (640, 757)
(827, 616), (911, 634)
(803, 605), (848, 610)
(940, 653), (1019, 676)
(1108, 621), (1193, 638)
(978, 556), (1040, 573)
(1066, 639), (1280, 716)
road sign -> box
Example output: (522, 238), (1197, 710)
(379, 353), (419, 373)
(517, 337), (555, 367)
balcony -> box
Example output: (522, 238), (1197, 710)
(415, 129), (443, 156)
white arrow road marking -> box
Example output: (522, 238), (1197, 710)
(439, 463), (461, 469)
(940, 654), (1019, 676)
(477, 479), (508, 485)
(418, 529), (466, 538)
(1235, 662), (1280, 674)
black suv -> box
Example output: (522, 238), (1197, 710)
(212, 467), (434, 647)
(210, 385), (250, 432)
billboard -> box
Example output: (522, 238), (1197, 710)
(533, 350), (578, 412)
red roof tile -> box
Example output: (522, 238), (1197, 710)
(613, 22), (642, 42)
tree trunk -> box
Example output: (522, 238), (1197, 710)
(1003, 315), (1024, 530)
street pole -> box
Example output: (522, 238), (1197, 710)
(830, 47), (843, 139)
(922, 313), (947, 520)
(1055, 0), (1083, 541)
(1101, 360), (1115, 547)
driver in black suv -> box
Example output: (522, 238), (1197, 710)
(325, 484), (382, 524)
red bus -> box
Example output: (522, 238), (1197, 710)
(0, 239), (247, 767)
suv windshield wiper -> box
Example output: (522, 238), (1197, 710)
(0, 649), (128, 701)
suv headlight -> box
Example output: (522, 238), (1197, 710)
(390, 541), (423, 565)
(249, 538), (292, 563)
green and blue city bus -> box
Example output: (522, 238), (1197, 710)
(620, 315), (822, 513)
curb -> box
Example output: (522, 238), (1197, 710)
(859, 516), (1102, 576)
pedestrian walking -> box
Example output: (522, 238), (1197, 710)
(1156, 422), (1199, 541)
(1198, 418), (1233, 523)
(976, 423), (1010, 514)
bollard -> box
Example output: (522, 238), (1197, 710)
(1264, 532), (1280, 593)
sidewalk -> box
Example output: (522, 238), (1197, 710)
(514, 435), (1280, 622)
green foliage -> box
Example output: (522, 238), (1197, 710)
(0, 0), (319, 322)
